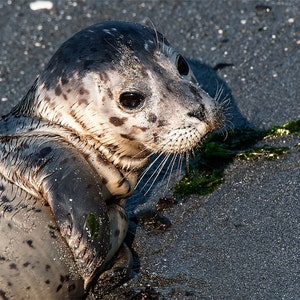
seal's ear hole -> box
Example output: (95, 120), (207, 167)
(119, 92), (145, 109)
(176, 55), (189, 76)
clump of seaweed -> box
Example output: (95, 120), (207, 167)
(174, 120), (300, 196)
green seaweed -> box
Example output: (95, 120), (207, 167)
(175, 168), (224, 196)
(87, 213), (100, 239)
(174, 120), (299, 196)
(265, 120), (300, 137)
(237, 146), (289, 161)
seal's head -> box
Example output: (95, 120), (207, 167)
(19, 21), (223, 168)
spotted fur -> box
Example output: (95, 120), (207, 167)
(0, 21), (223, 298)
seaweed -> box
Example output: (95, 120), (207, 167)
(87, 212), (101, 239)
(174, 120), (300, 196)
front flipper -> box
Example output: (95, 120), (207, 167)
(0, 136), (111, 288)
(40, 151), (111, 286)
(88, 243), (133, 299)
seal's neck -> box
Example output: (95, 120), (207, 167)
(73, 134), (151, 198)
(35, 123), (150, 199)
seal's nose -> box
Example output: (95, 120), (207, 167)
(187, 102), (224, 132)
(187, 104), (206, 122)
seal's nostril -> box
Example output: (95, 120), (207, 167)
(187, 109), (206, 121)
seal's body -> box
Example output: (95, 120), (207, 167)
(0, 21), (223, 298)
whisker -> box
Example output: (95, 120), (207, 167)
(178, 153), (185, 179)
(146, 18), (160, 54)
(135, 151), (165, 189)
(164, 153), (180, 193)
(130, 146), (152, 160)
(103, 38), (123, 56)
(143, 153), (172, 195)
(191, 148), (196, 158)
(185, 151), (191, 173)
(140, 153), (170, 189)
(161, 153), (176, 183)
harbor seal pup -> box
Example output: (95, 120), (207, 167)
(0, 21), (223, 298)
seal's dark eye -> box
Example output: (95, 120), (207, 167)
(177, 55), (189, 76)
(119, 92), (145, 109)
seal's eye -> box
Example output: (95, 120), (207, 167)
(119, 92), (145, 109)
(176, 55), (189, 76)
